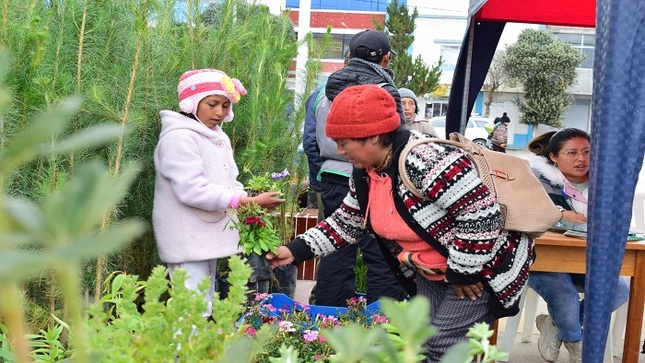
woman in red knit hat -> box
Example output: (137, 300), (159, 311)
(268, 84), (534, 362)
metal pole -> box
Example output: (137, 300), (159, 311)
(294, 0), (311, 111)
(460, 16), (476, 134)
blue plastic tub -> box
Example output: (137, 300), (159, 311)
(265, 293), (380, 319)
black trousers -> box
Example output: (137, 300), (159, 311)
(315, 173), (406, 306)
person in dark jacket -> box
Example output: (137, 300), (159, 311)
(325, 30), (404, 120)
(268, 85), (533, 362)
(302, 85), (325, 212)
(313, 29), (406, 306)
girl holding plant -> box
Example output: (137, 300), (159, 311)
(152, 69), (284, 319)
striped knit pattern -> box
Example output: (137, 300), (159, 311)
(291, 131), (534, 310)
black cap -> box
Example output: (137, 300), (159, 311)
(349, 30), (392, 62)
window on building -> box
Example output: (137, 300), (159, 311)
(287, 0), (388, 11)
(425, 101), (449, 119)
(439, 45), (460, 71)
(311, 33), (352, 60)
(553, 32), (595, 69)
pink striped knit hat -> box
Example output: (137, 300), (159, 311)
(177, 69), (247, 122)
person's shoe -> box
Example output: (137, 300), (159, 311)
(535, 314), (562, 362)
(563, 341), (582, 363)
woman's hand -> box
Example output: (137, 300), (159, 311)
(242, 192), (285, 210)
(561, 210), (587, 224)
(266, 246), (294, 268)
(451, 282), (485, 300)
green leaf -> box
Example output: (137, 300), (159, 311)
(0, 220), (145, 282)
(41, 124), (124, 155)
(439, 341), (472, 363)
(0, 97), (82, 172)
(43, 161), (140, 239)
(3, 197), (45, 238)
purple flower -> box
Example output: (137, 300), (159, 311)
(271, 168), (290, 180)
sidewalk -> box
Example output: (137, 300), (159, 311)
(292, 279), (635, 363)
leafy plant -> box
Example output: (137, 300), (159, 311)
(25, 316), (72, 362)
(83, 256), (269, 362)
(323, 297), (508, 363)
(233, 167), (308, 256)
(243, 293), (387, 362)
(0, 45), (145, 361)
(231, 202), (283, 255)
(1, 0), (314, 327)
(503, 28), (584, 129)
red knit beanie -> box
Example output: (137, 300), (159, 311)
(326, 84), (400, 139)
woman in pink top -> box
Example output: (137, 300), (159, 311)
(268, 84), (534, 362)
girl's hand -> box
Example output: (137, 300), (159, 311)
(266, 246), (294, 267)
(561, 210), (587, 224)
(451, 282), (485, 300)
(242, 192), (285, 210)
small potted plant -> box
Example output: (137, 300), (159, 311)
(230, 168), (305, 294)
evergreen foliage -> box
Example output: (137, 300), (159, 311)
(376, 0), (442, 96)
(0, 0), (314, 330)
(503, 29), (584, 128)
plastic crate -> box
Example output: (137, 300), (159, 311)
(265, 293), (380, 319)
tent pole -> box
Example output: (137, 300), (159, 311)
(460, 16), (476, 134)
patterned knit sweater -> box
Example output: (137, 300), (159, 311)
(286, 130), (534, 316)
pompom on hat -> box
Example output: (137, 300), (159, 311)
(177, 69), (247, 122)
(326, 84), (401, 139)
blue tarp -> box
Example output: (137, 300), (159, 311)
(584, 1), (645, 361)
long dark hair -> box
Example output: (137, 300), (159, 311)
(528, 128), (590, 164)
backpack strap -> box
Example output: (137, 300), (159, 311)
(397, 137), (466, 200)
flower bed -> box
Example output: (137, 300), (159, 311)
(241, 293), (386, 362)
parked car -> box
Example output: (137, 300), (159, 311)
(429, 116), (494, 148)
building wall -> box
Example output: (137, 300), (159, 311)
(286, 0), (389, 12)
(274, 0), (595, 149)
(288, 10), (385, 29)
(288, 9), (386, 75)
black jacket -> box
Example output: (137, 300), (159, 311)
(325, 59), (404, 122)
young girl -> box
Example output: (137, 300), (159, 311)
(153, 69), (284, 318)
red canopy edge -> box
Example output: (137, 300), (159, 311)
(475, 0), (596, 28)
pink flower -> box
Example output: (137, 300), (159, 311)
(303, 329), (319, 342)
(278, 320), (295, 332)
(246, 327), (257, 337)
(254, 293), (271, 301)
(314, 355), (321, 361)
(374, 314), (388, 324)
